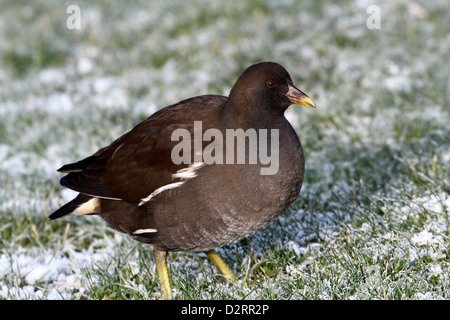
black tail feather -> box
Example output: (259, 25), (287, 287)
(49, 200), (78, 220)
(49, 193), (93, 220)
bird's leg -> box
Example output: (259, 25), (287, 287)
(154, 248), (172, 299)
(205, 249), (237, 282)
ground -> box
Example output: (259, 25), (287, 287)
(0, 0), (449, 299)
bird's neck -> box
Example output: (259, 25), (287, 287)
(221, 96), (284, 130)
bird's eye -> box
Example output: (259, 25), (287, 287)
(266, 80), (276, 88)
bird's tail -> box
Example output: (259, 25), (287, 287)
(49, 193), (100, 220)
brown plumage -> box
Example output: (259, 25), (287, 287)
(50, 62), (316, 298)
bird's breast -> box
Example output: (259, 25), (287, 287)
(147, 122), (305, 251)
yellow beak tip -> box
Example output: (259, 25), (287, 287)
(295, 96), (317, 108)
(286, 83), (316, 108)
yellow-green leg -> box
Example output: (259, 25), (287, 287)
(155, 248), (172, 299)
(205, 249), (237, 281)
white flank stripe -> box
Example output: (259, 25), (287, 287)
(138, 181), (184, 206)
(172, 162), (206, 180)
(138, 162), (206, 207)
(133, 228), (157, 234)
(84, 193), (121, 200)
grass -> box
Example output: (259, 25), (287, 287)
(0, 0), (449, 299)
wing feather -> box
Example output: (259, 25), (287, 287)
(57, 95), (226, 204)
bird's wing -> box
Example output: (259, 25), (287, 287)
(58, 95), (226, 204)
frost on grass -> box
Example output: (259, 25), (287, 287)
(0, 245), (114, 299)
(0, 0), (449, 299)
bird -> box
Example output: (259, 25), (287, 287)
(49, 61), (316, 299)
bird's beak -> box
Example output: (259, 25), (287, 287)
(286, 80), (316, 108)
